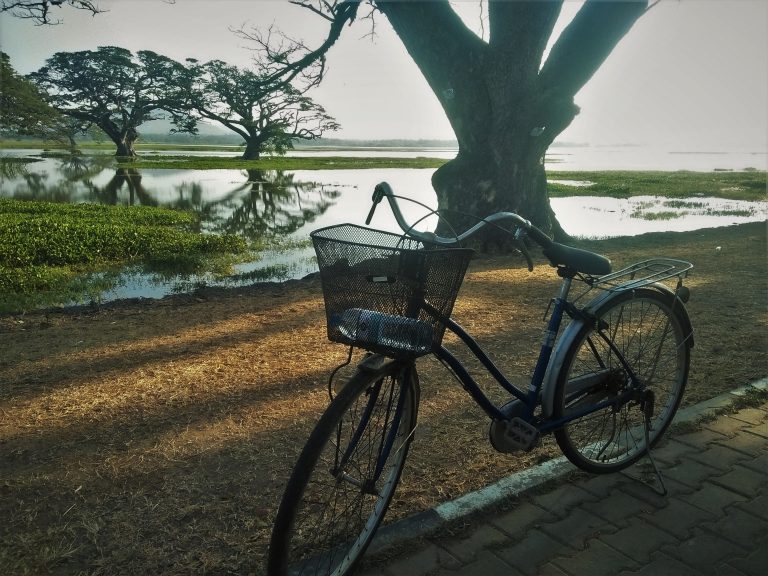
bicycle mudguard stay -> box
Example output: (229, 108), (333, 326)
(539, 282), (695, 420)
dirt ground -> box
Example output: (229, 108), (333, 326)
(1, 221), (766, 575)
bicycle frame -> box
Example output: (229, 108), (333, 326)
(427, 275), (642, 435)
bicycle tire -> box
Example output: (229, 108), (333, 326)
(268, 358), (419, 576)
(553, 288), (690, 473)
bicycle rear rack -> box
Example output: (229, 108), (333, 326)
(588, 258), (693, 292)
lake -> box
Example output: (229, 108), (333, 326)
(1, 147), (766, 303)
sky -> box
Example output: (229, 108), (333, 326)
(1, 0), (766, 151)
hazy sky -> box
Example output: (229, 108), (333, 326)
(1, 0), (766, 151)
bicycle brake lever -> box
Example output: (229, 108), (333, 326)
(514, 229), (534, 272)
(365, 185), (386, 225)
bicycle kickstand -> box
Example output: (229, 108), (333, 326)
(623, 391), (669, 496)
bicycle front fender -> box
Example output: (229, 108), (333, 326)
(541, 282), (694, 420)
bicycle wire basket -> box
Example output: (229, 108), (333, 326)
(311, 223), (474, 357)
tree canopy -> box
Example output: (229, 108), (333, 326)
(0, 51), (61, 136)
(184, 58), (339, 160)
(29, 46), (196, 157)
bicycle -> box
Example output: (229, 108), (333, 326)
(268, 181), (694, 576)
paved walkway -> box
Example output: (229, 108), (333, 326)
(359, 382), (768, 576)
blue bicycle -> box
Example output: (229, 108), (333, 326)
(268, 182), (694, 576)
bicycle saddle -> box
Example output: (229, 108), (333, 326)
(543, 243), (612, 276)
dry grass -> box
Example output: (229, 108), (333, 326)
(1, 222), (766, 575)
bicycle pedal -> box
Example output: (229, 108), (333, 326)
(489, 417), (540, 453)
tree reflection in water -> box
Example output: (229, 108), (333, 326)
(1, 159), (341, 245)
(221, 169), (338, 240)
(88, 167), (159, 207)
(169, 168), (340, 241)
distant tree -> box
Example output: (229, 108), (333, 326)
(0, 51), (61, 137)
(29, 46), (196, 157)
(184, 58), (339, 160)
(0, 0), (103, 24)
(291, 0), (651, 242)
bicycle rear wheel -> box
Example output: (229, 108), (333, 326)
(553, 288), (690, 473)
(268, 358), (418, 576)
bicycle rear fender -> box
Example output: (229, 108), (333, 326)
(541, 282), (694, 420)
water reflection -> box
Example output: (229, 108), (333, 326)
(0, 159), (342, 243)
(1, 153), (765, 306)
(180, 169), (341, 240)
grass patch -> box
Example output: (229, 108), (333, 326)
(129, 154), (446, 170)
(632, 210), (684, 221)
(0, 199), (247, 312)
(547, 170), (767, 201)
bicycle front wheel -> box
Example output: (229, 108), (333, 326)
(268, 358), (419, 576)
(553, 288), (690, 473)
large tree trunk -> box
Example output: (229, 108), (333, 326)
(241, 139), (262, 160)
(374, 0), (648, 244)
(432, 149), (565, 247)
(112, 127), (138, 158)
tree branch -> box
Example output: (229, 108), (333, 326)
(0, 1), (104, 25)
(488, 0), (562, 72)
(539, 0), (649, 99)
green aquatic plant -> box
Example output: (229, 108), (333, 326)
(0, 198), (247, 312)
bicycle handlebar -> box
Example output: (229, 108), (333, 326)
(369, 181), (553, 251)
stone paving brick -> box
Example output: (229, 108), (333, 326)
(617, 552), (701, 576)
(640, 497), (716, 539)
(728, 430), (768, 458)
(599, 517), (677, 563)
(727, 535), (768, 576)
(701, 505), (768, 549)
(735, 491), (768, 520)
(674, 428), (729, 449)
(661, 527), (749, 573)
(489, 501), (550, 539)
(551, 539), (639, 576)
(588, 490), (655, 526)
(681, 482), (748, 516)
(381, 543), (461, 576)
(716, 429), (768, 457)
(651, 438), (698, 466)
(661, 458), (720, 489)
(711, 464), (766, 498)
(728, 407), (768, 426)
(535, 562), (570, 576)
(712, 564), (750, 576)
(435, 524), (509, 564)
(744, 422), (768, 439)
(739, 449), (768, 474)
(538, 508), (617, 550)
(578, 471), (631, 498)
(703, 415), (750, 437)
(689, 442), (752, 471)
(530, 484), (596, 519)
(436, 550), (523, 576)
(494, 529), (576, 576)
